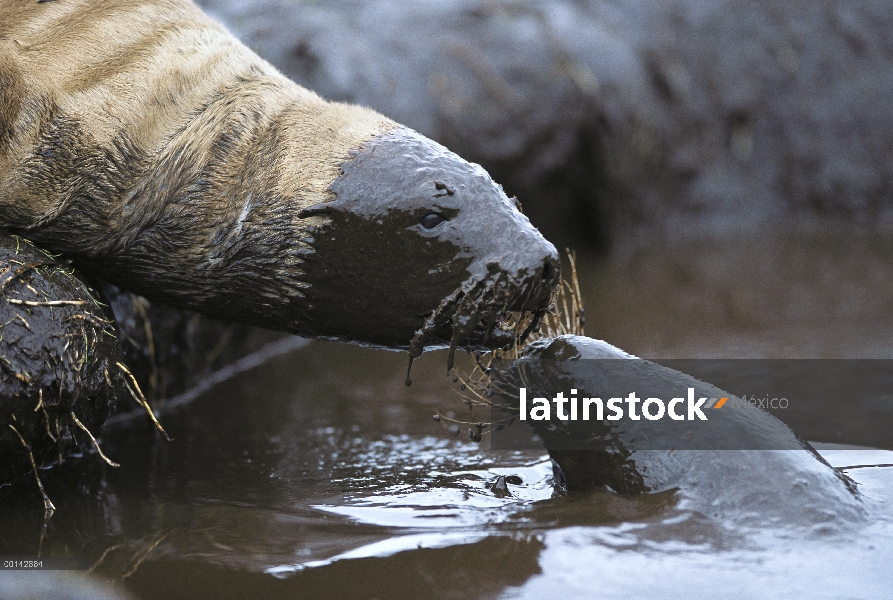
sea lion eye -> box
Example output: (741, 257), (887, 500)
(419, 212), (448, 229)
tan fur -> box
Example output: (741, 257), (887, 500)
(0, 0), (559, 352)
(0, 0), (396, 228)
(0, 0), (401, 324)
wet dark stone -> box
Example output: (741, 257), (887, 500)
(488, 474), (511, 497)
(0, 232), (121, 486)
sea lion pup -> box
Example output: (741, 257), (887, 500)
(490, 335), (864, 527)
(0, 0), (559, 373)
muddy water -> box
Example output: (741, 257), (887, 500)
(583, 227), (893, 358)
(2, 228), (893, 599)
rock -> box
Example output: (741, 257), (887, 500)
(0, 232), (121, 488)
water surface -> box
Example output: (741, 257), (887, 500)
(2, 232), (893, 598)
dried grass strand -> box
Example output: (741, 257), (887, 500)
(438, 249), (586, 439)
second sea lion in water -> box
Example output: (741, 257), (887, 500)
(0, 0), (559, 373)
(491, 335), (864, 526)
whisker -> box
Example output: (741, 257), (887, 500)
(437, 248), (585, 440)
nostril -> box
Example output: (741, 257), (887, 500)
(539, 254), (561, 291)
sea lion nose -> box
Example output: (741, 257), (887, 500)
(536, 251), (561, 301)
(514, 241), (560, 311)
(541, 253), (559, 285)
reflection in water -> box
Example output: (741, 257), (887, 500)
(2, 235), (893, 598)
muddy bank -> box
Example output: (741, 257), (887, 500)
(199, 0), (893, 247)
(0, 233), (121, 489)
(0, 231), (285, 490)
(0, 232), (302, 488)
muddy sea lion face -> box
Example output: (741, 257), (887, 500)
(297, 128), (560, 362)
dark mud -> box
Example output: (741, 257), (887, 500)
(0, 232), (121, 488)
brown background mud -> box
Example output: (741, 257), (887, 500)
(200, 0), (893, 249)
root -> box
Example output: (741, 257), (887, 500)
(8, 423), (55, 513)
(0, 261), (54, 292)
(88, 543), (125, 573)
(34, 389), (57, 443)
(130, 296), (159, 399)
(7, 298), (87, 307)
(71, 411), (120, 468)
(65, 312), (113, 329)
(116, 362), (171, 441)
(122, 532), (168, 580)
(12, 312), (30, 330)
(105, 336), (311, 428)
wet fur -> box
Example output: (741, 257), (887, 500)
(505, 336), (864, 526)
(0, 0), (396, 323)
(0, 0), (560, 363)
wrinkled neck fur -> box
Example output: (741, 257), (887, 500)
(0, 0), (397, 328)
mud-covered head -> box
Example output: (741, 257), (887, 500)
(297, 127), (560, 367)
(521, 335), (634, 361)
